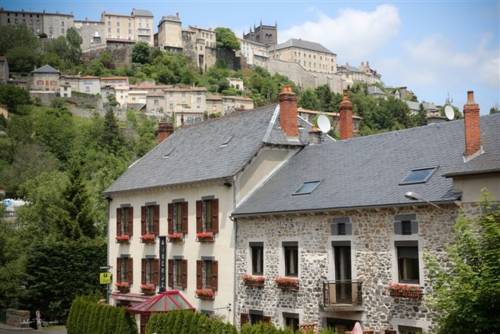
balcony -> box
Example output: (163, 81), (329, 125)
(323, 280), (363, 312)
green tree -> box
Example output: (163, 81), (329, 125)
(6, 46), (40, 72)
(101, 107), (125, 154)
(66, 27), (82, 65)
(0, 84), (31, 113)
(298, 89), (320, 110)
(215, 27), (240, 50)
(427, 195), (500, 334)
(132, 42), (151, 64)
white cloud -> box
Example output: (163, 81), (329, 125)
(280, 5), (401, 62)
(379, 35), (500, 88)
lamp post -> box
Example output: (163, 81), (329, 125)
(404, 191), (442, 209)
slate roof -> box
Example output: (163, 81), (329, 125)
(132, 9), (153, 17)
(32, 65), (59, 74)
(275, 39), (334, 55)
(233, 113), (500, 216)
(105, 105), (312, 194)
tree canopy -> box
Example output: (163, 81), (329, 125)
(215, 27), (240, 50)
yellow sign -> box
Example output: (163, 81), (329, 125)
(100, 272), (112, 285)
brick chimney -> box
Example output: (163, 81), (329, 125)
(463, 91), (481, 158)
(339, 91), (353, 140)
(155, 122), (173, 144)
(279, 85), (299, 137)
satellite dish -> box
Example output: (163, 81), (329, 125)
(444, 105), (454, 120)
(317, 114), (331, 134)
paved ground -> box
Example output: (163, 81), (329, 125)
(0, 324), (66, 334)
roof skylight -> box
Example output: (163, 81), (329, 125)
(293, 181), (321, 195)
(400, 167), (436, 185)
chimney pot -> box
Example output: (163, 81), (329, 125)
(339, 90), (353, 140)
(279, 85), (299, 137)
(155, 122), (173, 144)
(463, 90), (481, 158)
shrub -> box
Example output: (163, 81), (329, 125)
(66, 297), (137, 334)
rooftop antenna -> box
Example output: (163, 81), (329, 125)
(444, 92), (454, 121)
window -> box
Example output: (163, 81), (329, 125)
(141, 204), (159, 236)
(394, 214), (418, 235)
(399, 326), (422, 334)
(284, 242), (298, 277)
(117, 257), (132, 283)
(117, 207), (133, 236)
(400, 167), (436, 184)
(196, 198), (218, 234)
(250, 242), (263, 275)
(331, 217), (352, 235)
(168, 259), (187, 289)
(396, 242), (420, 284)
(168, 201), (187, 234)
(293, 181), (320, 195)
(196, 259), (218, 290)
(142, 258), (158, 285)
(283, 313), (299, 332)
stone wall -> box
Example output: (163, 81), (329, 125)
(265, 59), (344, 94)
(235, 205), (459, 332)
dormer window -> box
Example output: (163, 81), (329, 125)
(400, 167), (436, 185)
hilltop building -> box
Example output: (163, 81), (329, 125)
(0, 56), (9, 83)
(243, 22), (278, 46)
(337, 62), (382, 87)
(0, 8), (74, 38)
(101, 9), (154, 46)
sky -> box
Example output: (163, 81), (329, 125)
(1, 0), (499, 113)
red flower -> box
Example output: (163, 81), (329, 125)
(388, 282), (423, 299)
(242, 274), (266, 287)
(141, 283), (156, 291)
(115, 282), (130, 292)
(141, 233), (156, 243)
(116, 235), (130, 243)
(196, 231), (214, 242)
(275, 276), (299, 290)
(167, 232), (184, 241)
(196, 288), (215, 300)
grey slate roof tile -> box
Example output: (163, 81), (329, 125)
(32, 65), (59, 74)
(105, 104), (312, 194)
(275, 38), (334, 55)
(233, 113), (500, 215)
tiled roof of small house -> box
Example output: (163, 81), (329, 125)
(233, 113), (500, 216)
(32, 65), (59, 74)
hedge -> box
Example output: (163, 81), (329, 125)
(66, 297), (137, 334)
(146, 311), (337, 334)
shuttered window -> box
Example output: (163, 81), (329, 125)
(196, 259), (218, 291)
(141, 258), (159, 285)
(168, 259), (187, 289)
(393, 214), (418, 235)
(116, 207), (133, 236)
(168, 202), (188, 234)
(141, 204), (159, 236)
(331, 217), (352, 236)
(117, 257), (133, 284)
(196, 198), (219, 234)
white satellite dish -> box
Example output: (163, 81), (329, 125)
(317, 114), (331, 134)
(444, 105), (455, 120)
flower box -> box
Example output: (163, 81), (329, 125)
(116, 235), (130, 243)
(115, 282), (130, 293)
(242, 274), (265, 288)
(140, 233), (156, 244)
(275, 276), (299, 291)
(140, 283), (156, 295)
(195, 288), (215, 300)
(388, 283), (423, 299)
(196, 231), (214, 242)
(167, 232), (184, 242)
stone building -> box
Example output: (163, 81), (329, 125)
(0, 8), (74, 38)
(239, 39), (269, 68)
(74, 19), (106, 51)
(0, 56), (8, 83)
(232, 92), (500, 333)
(206, 95), (224, 115)
(104, 87), (314, 333)
(164, 86), (207, 126)
(101, 76), (129, 106)
(102, 9), (154, 45)
(222, 96), (254, 115)
(182, 25), (217, 72)
(243, 22), (278, 46)
(157, 14), (183, 51)
(269, 39), (337, 75)
(31, 64), (60, 92)
(337, 62), (382, 88)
